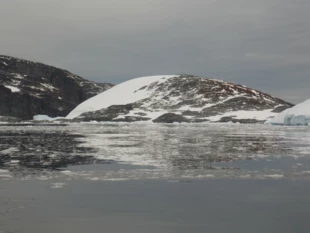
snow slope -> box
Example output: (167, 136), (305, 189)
(67, 75), (292, 123)
(67, 75), (179, 119)
(267, 99), (310, 126)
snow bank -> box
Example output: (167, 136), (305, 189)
(267, 99), (310, 126)
(67, 75), (179, 119)
(33, 115), (65, 121)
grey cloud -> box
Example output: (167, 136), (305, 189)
(1, 0), (309, 103)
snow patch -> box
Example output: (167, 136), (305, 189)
(15, 74), (25, 80)
(41, 83), (57, 91)
(0, 56), (10, 60)
(4, 85), (20, 93)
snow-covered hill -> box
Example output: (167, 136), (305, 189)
(0, 55), (113, 119)
(267, 99), (310, 126)
(67, 75), (293, 123)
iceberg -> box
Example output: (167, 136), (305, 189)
(267, 99), (310, 126)
(33, 115), (65, 121)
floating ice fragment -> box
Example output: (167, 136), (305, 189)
(60, 170), (75, 176)
(264, 174), (284, 179)
(0, 147), (19, 155)
(50, 183), (66, 189)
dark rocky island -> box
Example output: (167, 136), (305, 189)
(0, 55), (113, 120)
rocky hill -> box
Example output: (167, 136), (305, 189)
(67, 75), (293, 123)
(0, 55), (113, 119)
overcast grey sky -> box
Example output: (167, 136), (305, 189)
(1, 0), (309, 103)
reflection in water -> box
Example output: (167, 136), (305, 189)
(77, 124), (310, 180)
(0, 129), (106, 177)
(166, 134), (290, 168)
(0, 124), (310, 180)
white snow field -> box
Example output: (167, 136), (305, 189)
(67, 75), (178, 119)
(267, 99), (310, 126)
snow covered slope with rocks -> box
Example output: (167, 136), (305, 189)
(67, 75), (293, 123)
(0, 55), (113, 119)
(267, 99), (310, 126)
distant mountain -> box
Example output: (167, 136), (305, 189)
(0, 55), (113, 119)
(267, 98), (310, 126)
(67, 75), (293, 123)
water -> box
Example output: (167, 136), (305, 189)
(1, 123), (310, 180)
(1, 123), (310, 233)
(1, 179), (310, 233)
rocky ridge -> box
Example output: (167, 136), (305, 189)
(0, 55), (113, 120)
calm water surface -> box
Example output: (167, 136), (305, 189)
(1, 123), (310, 233)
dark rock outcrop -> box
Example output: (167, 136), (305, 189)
(75, 104), (135, 122)
(218, 117), (263, 124)
(153, 113), (189, 123)
(0, 55), (113, 119)
(79, 104), (151, 122)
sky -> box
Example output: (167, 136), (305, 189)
(1, 0), (309, 104)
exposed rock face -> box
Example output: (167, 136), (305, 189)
(69, 75), (293, 123)
(75, 104), (151, 122)
(153, 113), (189, 123)
(0, 55), (113, 119)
